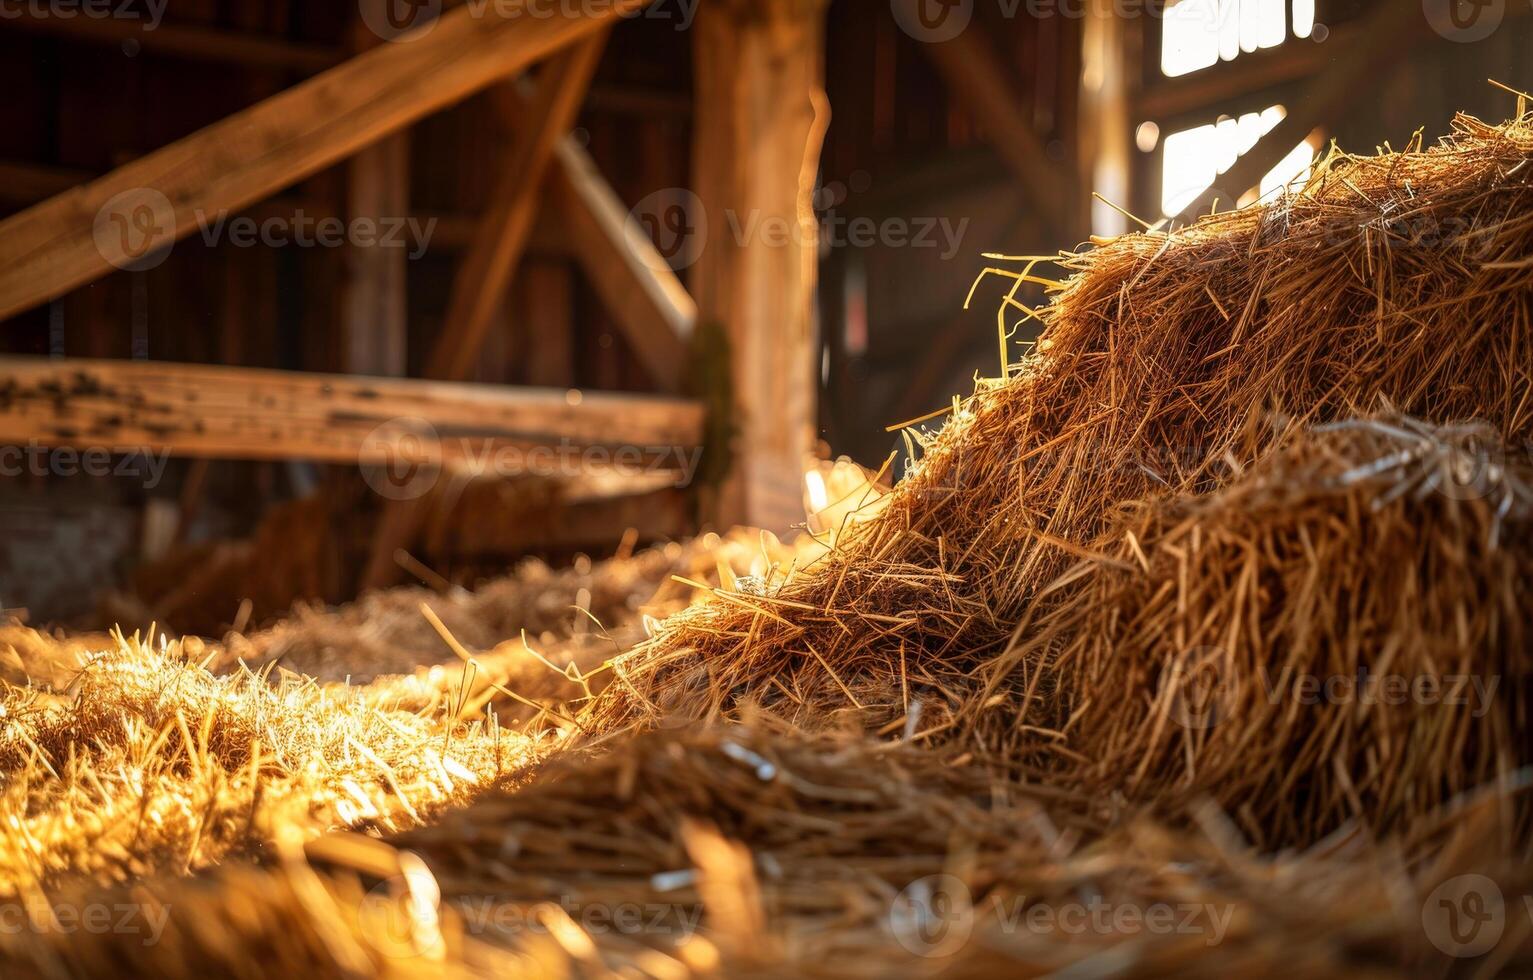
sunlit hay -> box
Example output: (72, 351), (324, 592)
(0, 633), (542, 896)
(588, 113), (1533, 753)
(15, 726), (1527, 978)
(968, 419), (1533, 846)
(215, 528), (813, 685)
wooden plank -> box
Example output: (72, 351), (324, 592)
(548, 137), (696, 393)
(426, 34), (606, 381)
(0, 357), (704, 468)
(691, 0), (827, 533)
(1170, 0), (1421, 224)
(0, 0), (648, 324)
(918, 27), (1073, 233)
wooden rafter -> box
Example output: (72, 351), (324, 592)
(0, 358), (704, 468)
(0, 0), (648, 324)
(426, 33), (607, 381)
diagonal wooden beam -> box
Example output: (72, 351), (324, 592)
(0, 0), (648, 324)
(1170, 0), (1421, 225)
(548, 137), (696, 392)
(426, 33), (607, 381)
(918, 27), (1073, 233)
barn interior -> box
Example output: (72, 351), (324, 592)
(0, 1), (1531, 976)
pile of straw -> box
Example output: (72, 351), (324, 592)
(0, 632), (539, 897)
(590, 114), (1533, 837)
(2, 110), (1532, 978)
(5, 725), (1529, 978)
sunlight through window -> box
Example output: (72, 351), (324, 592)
(1160, 105), (1319, 215)
(1162, 0), (1313, 77)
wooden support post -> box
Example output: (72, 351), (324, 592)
(1079, 0), (1133, 237)
(342, 131), (410, 375)
(0, 0), (648, 323)
(425, 34), (607, 381)
(343, 4), (413, 377)
(691, 0), (828, 533)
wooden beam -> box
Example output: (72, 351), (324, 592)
(548, 137), (696, 392)
(691, 0), (827, 533)
(0, 0), (647, 324)
(0, 9), (340, 73)
(0, 357), (704, 467)
(918, 26), (1073, 233)
(1170, 0), (1422, 224)
(426, 34), (606, 381)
